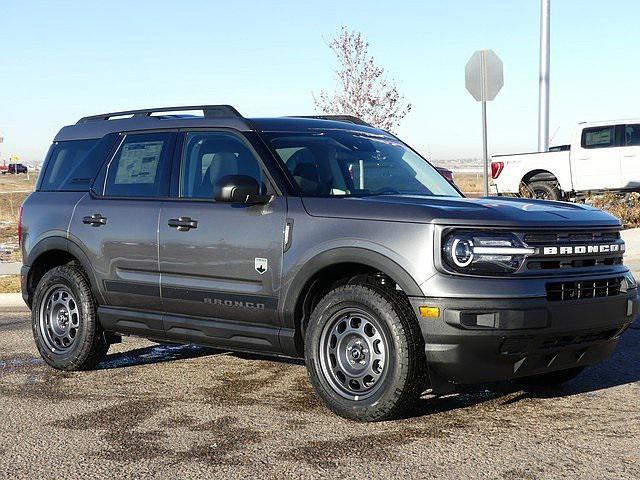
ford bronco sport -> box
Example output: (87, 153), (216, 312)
(20, 105), (638, 421)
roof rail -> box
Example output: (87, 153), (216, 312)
(77, 105), (243, 124)
(291, 115), (373, 127)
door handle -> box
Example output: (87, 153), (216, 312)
(623, 154), (637, 158)
(82, 214), (107, 226)
(168, 217), (198, 231)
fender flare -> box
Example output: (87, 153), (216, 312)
(26, 236), (106, 305)
(280, 247), (422, 330)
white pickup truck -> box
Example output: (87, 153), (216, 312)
(491, 119), (640, 200)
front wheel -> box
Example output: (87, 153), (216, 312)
(304, 283), (425, 422)
(31, 265), (109, 371)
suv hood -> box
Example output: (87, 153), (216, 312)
(301, 195), (621, 228)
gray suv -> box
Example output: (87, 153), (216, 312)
(20, 105), (638, 421)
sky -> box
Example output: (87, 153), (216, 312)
(1, 0), (639, 164)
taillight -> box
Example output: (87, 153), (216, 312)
(491, 161), (504, 179)
(17, 206), (23, 247)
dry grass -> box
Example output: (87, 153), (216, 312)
(0, 175), (36, 262)
(0, 173), (37, 193)
(587, 192), (640, 228)
(0, 275), (20, 293)
(453, 172), (483, 196)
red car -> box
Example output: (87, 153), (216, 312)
(1, 163), (28, 174)
(435, 166), (455, 186)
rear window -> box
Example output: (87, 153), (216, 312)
(39, 138), (112, 191)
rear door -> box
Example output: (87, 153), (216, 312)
(571, 125), (623, 191)
(69, 131), (176, 329)
(620, 124), (640, 188)
(158, 130), (286, 350)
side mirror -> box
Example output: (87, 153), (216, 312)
(215, 175), (271, 204)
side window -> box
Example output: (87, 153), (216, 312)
(39, 139), (100, 191)
(625, 124), (640, 147)
(179, 132), (264, 199)
(581, 126), (616, 149)
(104, 132), (174, 197)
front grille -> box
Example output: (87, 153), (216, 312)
(524, 230), (620, 244)
(522, 229), (623, 273)
(546, 277), (623, 301)
(527, 256), (622, 271)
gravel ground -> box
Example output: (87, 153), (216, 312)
(0, 307), (638, 479)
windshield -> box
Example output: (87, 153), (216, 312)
(263, 131), (461, 198)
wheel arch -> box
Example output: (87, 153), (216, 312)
(279, 248), (422, 355)
(25, 236), (105, 307)
(521, 169), (559, 186)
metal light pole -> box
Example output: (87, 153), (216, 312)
(538, 0), (551, 152)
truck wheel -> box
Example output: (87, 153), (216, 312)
(304, 283), (425, 422)
(526, 181), (561, 201)
(31, 265), (109, 371)
(517, 367), (585, 387)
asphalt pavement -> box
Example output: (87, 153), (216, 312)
(1, 229), (639, 478)
(0, 305), (638, 479)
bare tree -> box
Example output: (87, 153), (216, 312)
(313, 27), (412, 132)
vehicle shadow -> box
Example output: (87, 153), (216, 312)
(404, 322), (640, 419)
(96, 343), (305, 370)
(97, 343), (224, 370)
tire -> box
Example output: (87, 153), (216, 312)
(31, 264), (109, 371)
(525, 181), (561, 201)
(304, 283), (426, 422)
(517, 366), (585, 387)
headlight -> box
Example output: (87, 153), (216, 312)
(443, 231), (535, 275)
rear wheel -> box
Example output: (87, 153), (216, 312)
(523, 180), (561, 201)
(31, 265), (109, 371)
(518, 366), (585, 387)
(304, 283), (425, 422)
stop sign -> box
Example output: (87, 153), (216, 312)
(465, 49), (503, 102)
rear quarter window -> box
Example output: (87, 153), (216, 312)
(39, 135), (117, 191)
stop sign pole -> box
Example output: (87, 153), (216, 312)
(465, 49), (504, 196)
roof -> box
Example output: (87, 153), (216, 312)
(53, 105), (387, 142)
(249, 117), (386, 134)
(578, 118), (640, 127)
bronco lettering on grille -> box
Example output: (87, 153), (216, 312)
(541, 244), (624, 255)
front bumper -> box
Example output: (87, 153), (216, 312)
(410, 289), (637, 391)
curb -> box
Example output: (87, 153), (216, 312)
(0, 293), (27, 309)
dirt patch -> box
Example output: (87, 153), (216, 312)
(200, 358), (323, 413)
(0, 364), (79, 402)
(51, 398), (172, 461)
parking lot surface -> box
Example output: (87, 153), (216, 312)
(1, 306), (638, 479)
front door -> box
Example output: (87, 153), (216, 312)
(159, 131), (286, 350)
